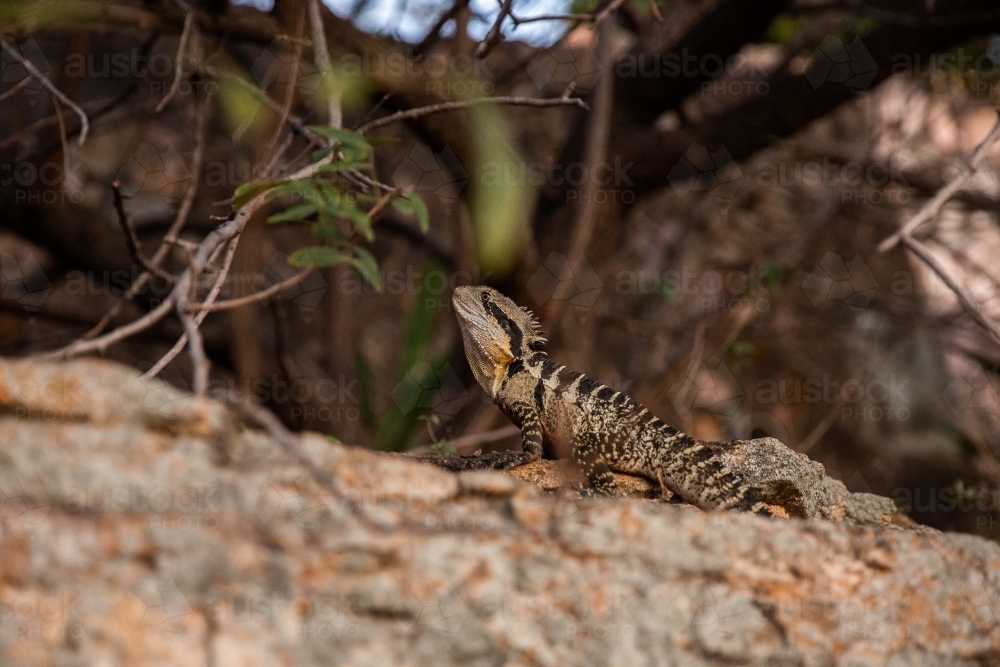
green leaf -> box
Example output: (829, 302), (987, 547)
(306, 126), (370, 150)
(392, 193), (430, 233)
(342, 198), (374, 241)
(407, 193), (430, 233)
(320, 159), (368, 174)
(311, 147), (333, 162)
(351, 246), (381, 291)
(311, 221), (347, 243)
(428, 441), (456, 455)
(287, 246), (351, 268)
(232, 179), (278, 210)
(267, 203), (318, 224)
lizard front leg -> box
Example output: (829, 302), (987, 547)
(502, 401), (543, 468)
(572, 431), (617, 495)
(453, 402), (543, 471)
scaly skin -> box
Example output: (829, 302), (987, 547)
(452, 285), (772, 515)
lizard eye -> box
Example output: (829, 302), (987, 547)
(481, 292), (490, 304)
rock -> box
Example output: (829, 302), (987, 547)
(457, 470), (524, 497)
(422, 436), (897, 525)
(716, 438), (899, 526)
(1, 357), (998, 667)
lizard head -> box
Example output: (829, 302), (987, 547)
(452, 286), (546, 398)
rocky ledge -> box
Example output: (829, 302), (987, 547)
(0, 358), (997, 666)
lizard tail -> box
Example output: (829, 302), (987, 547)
(655, 432), (774, 516)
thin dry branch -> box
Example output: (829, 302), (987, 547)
(446, 424), (521, 453)
(898, 234), (1000, 346)
(879, 111), (1000, 253)
(593, 0), (630, 25)
(225, 392), (356, 509)
(39, 297), (176, 361)
(0, 74), (33, 103)
(188, 268), (315, 313)
(476, 0), (515, 58)
(308, 0), (341, 128)
(156, 10), (196, 113)
(258, 7), (306, 179)
(543, 20), (613, 328)
(111, 181), (176, 282)
(177, 246), (210, 395)
(415, 0), (470, 55)
(141, 151), (337, 373)
(51, 96), (70, 188)
(84, 95), (210, 340)
(355, 95), (588, 135)
(143, 237), (240, 382)
(509, 12), (593, 24)
(509, 0), (627, 28)
(1, 37), (89, 145)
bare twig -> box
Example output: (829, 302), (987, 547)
(543, 19), (613, 328)
(258, 7), (305, 180)
(898, 234), (1000, 346)
(0, 74), (33, 103)
(38, 298), (176, 361)
(188, 268), (315, 312)
(509, 12), (594, 24)
(879, 111), (1000, 252)
(648, 0), (663, 21)
(356, 95), (588, 135)
(446, 424), (521, 452)
(1, 37), (89, 145)
(366, 188), (401, 220)
(796, 395), (846, 453)
(347, 169), (398, 193)
(509, 0), (627, 28)
(51, 96), (70, 184)
(225, 392), (355, 508)
(111, 181), (176, 282)
(410, 424), (521, 455)
(156, 10), (196, 112)
(476, 0), (515, 58)
(143, 151), (337, 369)
(143, 237), (240, 381)
(592, 0), (629, 25)
(84, 94), (210, 340)
(415, 0), (469, 55)
(204, 66), (322, 142)
(308, 0), (341, 128)
(178, 315), (209, 393)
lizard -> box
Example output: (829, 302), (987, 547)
(452, 285), (772, 515)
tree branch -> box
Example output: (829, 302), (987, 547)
(878, 111), (1000, 252)
(1, 37), (90, 145)
(355, 95), (588, 135)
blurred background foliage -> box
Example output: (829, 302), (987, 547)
(4, 0), (1000, 538)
